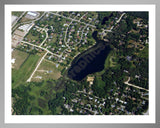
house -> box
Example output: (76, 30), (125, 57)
(87, 76), (94, 85)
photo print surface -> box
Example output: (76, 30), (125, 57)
(5, 4), (155, 123)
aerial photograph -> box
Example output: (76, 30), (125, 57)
(11, 11), (149, 115)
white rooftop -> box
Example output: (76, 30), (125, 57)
(27, 11), (37, 17)
(18, 23), (33, 32)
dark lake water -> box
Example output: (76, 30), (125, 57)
(67, 31), (112, 81)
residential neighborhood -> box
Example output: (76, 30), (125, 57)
(11, 11), (149, 115)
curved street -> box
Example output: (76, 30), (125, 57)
(124, 77), (149, 92)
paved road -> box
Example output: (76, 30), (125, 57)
(22, 12), (46, 25)
(78, 12), (88, 21)
(20, 12), (95, 60)
(124, 77), (149, 92)
(74, 20), (92, 47)
(64, 13), (88, 49)
(21, 41), (60, 58)
(49, 12), (96, 28)
(12, 11), (26, 28)
(12, 12), (46, 32)
(103, 12), (125, 33)
(27, 51), (48, 82)
(116, 13), (125, 24)
(39, 29), (48, 47)
(64, 14), (80, 49)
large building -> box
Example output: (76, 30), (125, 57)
(12, 23), (34, 47)
(18, 23), (34, 32)
(25, 11), (40, 19)
(27, 11), (37, 17)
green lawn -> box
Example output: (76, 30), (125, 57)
(96, 76), (105, 88)
(12, 54), (40, 88)
(32, 59), (61, 82)
(96, 50), (116, 76)
(138, 44), (148, 59)
(12, 49), (29, 70)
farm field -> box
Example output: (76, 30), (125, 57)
(12, 54), (40, 88)
(12, 49), (29, 70)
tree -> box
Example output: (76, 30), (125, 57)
(48, 94), (64, 114)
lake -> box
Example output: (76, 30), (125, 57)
(67, 31), (111, 81)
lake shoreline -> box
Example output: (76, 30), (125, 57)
(67, 31), (112, 81)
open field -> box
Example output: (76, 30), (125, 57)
(32, 59), (61, 82)
(12, 54), (40, 88)
(12, 49), (29, 70)
(96, 75), (105, 88)
(27, 80), (64, 115)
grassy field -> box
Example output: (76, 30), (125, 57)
(96, 75), (105, 88)
(104, 50), (117, 68)
(27, 80), (64, 115)
(32, 59), (61, 82)
(12, 11), (23, 17)
(27, 81), (53, 114)
(12, 54), (40, 88)
(12, 49), (29, 70)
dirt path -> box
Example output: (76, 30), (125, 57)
(124, 77), (149, 92)
(21, 41), (60, 57)
(49, 12), (96, 28)
(27, 52), (48, 82)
